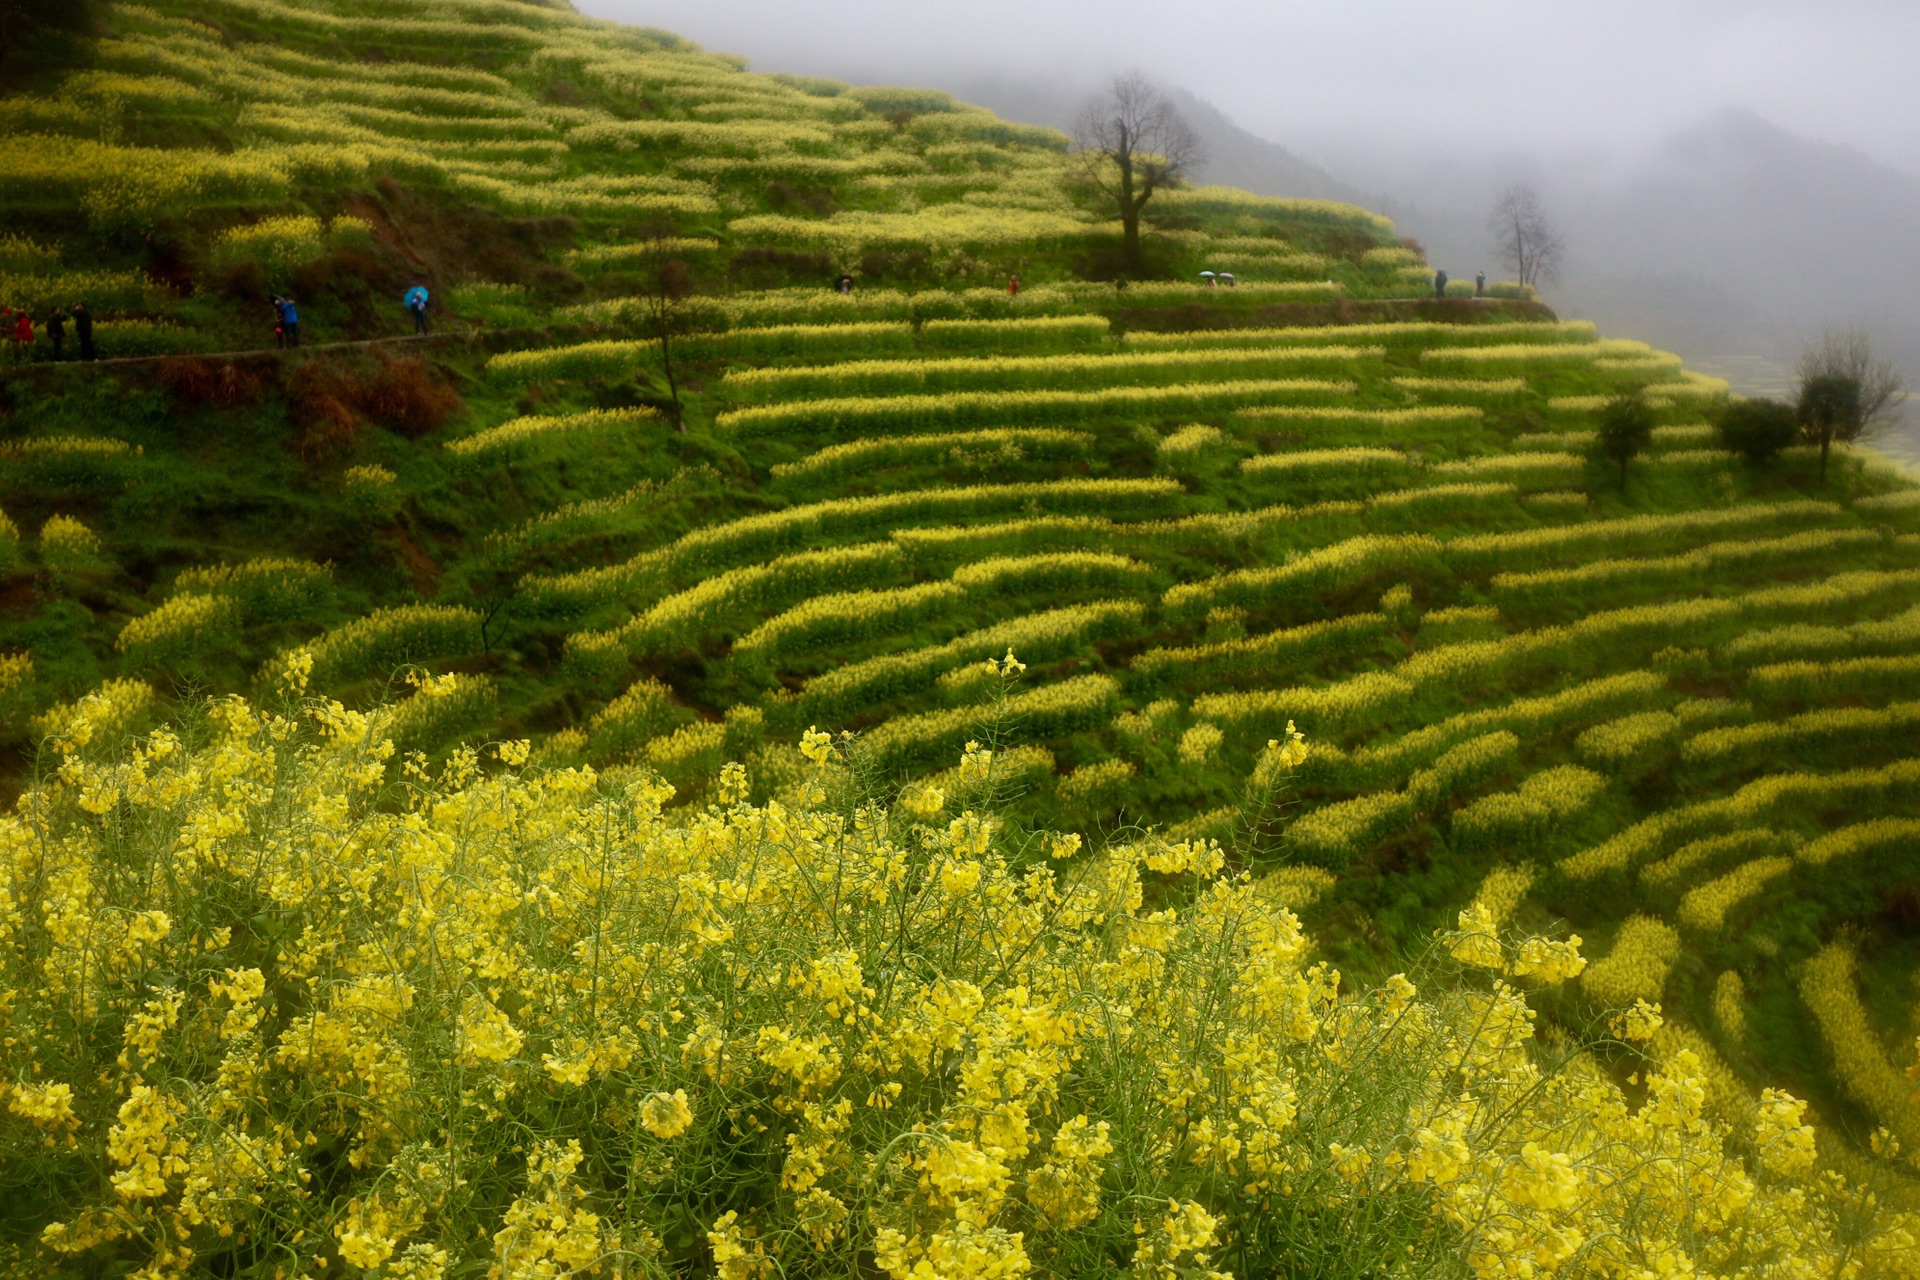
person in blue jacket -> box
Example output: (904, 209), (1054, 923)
(404, 284), (430, 334)
(277, 295), (300, 347)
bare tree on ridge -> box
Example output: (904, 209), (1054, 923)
(1073, 73), (1204, 274)
(1488, 184), (1566, 291)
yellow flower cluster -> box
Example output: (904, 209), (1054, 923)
(115, 592), (240, 661)
(39, 514), (104, 569)
(5, 693), (1916, 1277)
(298, 603), (483, 688)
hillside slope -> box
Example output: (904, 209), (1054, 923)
(2, 0), (1920, 1236)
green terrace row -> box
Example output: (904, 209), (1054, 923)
(519, 486), (1878, 626)
(485, 318), (1608, 383)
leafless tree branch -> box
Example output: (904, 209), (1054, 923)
(1796, 327), (1907, 435)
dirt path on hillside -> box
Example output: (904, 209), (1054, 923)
(12, 331), (472, 369)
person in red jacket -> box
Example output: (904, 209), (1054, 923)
(1007, 274), (1021, 296)
(9, 310), (29, 362)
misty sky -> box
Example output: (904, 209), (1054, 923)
(577, 0), (1920, 174)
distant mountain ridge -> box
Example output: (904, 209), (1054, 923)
(863, 72), (1395, 214)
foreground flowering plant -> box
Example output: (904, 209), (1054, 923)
(1, 672), (1916, 1279)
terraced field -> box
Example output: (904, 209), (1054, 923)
(4, 0), (1920, 1220)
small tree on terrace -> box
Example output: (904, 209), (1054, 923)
(1795, 328), (1906, 481)
(1715, 397), (1799, 467)
(1487, 184), (1565, 291)
(1073, 73), (1204, 275)
(634, 232), (699, 432)
(1595, 389), (1655, 491)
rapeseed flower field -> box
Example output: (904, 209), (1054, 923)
(3, 0), (1920, 1269)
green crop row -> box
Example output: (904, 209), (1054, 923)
(1747, 653), (1920, 704)
(298, 604), (483, 690)
(1201, 598), (1742, 742)
(719, 345), (1382, 403)
(523, 477), (1186, 617)
(770, 428), (1094, 484)
(1289, 730), (1520, 863)
(856, 673), (1119, 771)
(733, 581), (964, 661)
(1132, 614), (1394, 685)
(1560, 757), (1920, 880)
(1719, 601), (1920, 667)
(1165, 534), (1443, 620)
(1490, 529), (1894, 612)
(1418, 338), (1667, 369)
(1444, 500), (1842, 574)
(572, 542), (906, 663)
(1451, 764), (1608, 850)
(786, 600), (1146, 725)
(715, 378), (1358, 437)
(918, 314), (1110, 351)
(1679, 701), (1920, 770)
(1124, 319), (1597, 352)
(446, 407), (661, 458)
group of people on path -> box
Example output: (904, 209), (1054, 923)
(0, 303), (93, 363)
(1433, 270), (1489, 298)
(0, 281), (431, 365)
(264, 284), (429, 349)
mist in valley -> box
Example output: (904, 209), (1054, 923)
(580, 0), (1920, 460)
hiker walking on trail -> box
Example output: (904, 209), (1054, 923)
(1434, 269), (1449, 299)
(404, 284), (430, 334)
(72, 302), (93, 361)
(277, 295), (300, 347)
(46, 307), (65, 361)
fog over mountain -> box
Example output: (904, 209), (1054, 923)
(579, 0), (1920, 458)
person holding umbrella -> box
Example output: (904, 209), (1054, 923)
(1199, 270), (1217, 289)
(404, 283), (430, 334)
